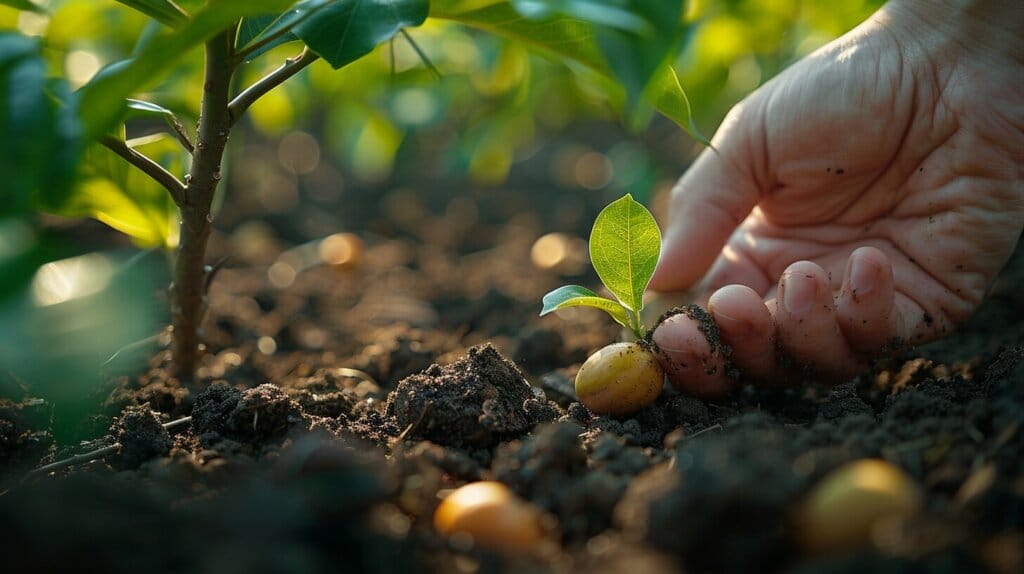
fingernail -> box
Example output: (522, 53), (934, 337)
(849, 257), (877, 298)
(783, 272), (815, 314)
(710, 305), (746, 330)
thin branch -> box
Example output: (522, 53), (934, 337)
(400, 29), (441, 80)
(24, 416), (193, 481)
(100, 135), (186, 206)
(163, 114), (195, 153)
(227, 48), (319, 125)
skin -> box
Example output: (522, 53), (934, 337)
(650, 0), (1024, 395)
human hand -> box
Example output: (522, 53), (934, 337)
(649, 0), (1024, 396)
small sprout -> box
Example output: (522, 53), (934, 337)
(540, 194), (665, 415)
(796, 458), (922, 553)
(434, 481), (545, 553)
(575, 341), (663, 416)
(540, 193), (661, 340)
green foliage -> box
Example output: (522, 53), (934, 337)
(114, 0), (189, 28)
(294, 0), (429, 69)
(54, 134), (183, 247)
(77, 0), (296, 139)
(0, 32), (81, 216)
(540, 194), (661, 338)
(433, 0), (706, 142)
(0, 0), (42, 14)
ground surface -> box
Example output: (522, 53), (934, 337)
(1, 140), (1022, 573)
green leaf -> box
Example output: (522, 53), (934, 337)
(47, 135), (184, 248)
(114, 0), (189, 27)
(0, 33), (82, 216)
(293, 0), (429, 69)
(540, 285), (631, 329)
(235, 0), (330, 61)
(0, 0), (44, 13)
(432, 1), (707, 142)
(589, 193), (660, 315)
(77, 0), (298, 140)
(126, 98), (175, 117)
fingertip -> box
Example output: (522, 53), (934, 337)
(651, 307), (733, 398)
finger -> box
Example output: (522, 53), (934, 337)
(836, 246), (905, 355)
(649, 101), (766, 292)
(651, 305), (733, 398)
(707, 284), (778, 384)
(774, 261), (863, 381)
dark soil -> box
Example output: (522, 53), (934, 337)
(1, 145), (1022, 574)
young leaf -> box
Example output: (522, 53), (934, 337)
(114, 0), (189, 28)
(293, 0), (429, 70)
(589, 194), (660, 315)
(540, 285), (631, 329)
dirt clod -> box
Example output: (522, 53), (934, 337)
(113, 405), (172, 469)
(385, 344), (551, 449)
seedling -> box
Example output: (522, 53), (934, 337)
(540, 194), (666, 415)
(540, 194), (661, 340)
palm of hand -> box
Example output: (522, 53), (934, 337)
(707, 20), (1023, 345)
(651, 10), (1023, 391)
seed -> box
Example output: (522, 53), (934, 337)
(574, 342), (663, 416)
(797, 458), (922, 553)
(434, 481), (544, 553)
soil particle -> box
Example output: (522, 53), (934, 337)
(191, 382), (300, 444)
(113, 405), (172, 469)
(616, 424), (806, 574)
(385, 344), (551, 449)
(819, 382), (874, 420)
(405, 441), (483, 481)
(0, 398), (52, 478)
(191, 381), (241, 437)
(493, 422), (634, 542)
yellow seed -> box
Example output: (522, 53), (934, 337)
(434, 481), (544, 553)
(797, 458), (922, 553)
(575, 342), (664, 416)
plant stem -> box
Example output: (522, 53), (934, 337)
(170, 26), (237, 380)
(228, 48), (318, 124)
(100, 135), (186, 205)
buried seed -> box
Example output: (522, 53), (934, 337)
(795, 458), (922, 553)
(434, 481), (545, 553)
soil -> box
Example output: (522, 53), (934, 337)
(1, 141), (1023, 573)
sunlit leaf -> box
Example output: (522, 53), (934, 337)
(540, 284), (631, 329)
(114, 0), (189, 27)
(294, 0), (429, 69)
(48, 134), (184, 247)
(589, 193), (660, 315)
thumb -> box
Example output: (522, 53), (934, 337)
(649, 101), (765, 291)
